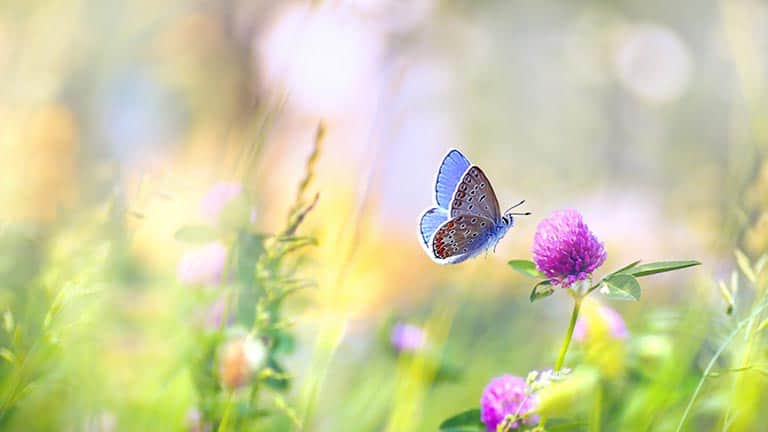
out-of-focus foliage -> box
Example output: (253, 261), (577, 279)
(0, 0), (766, 431)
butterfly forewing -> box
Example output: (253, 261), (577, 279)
(435, 150), (471, 209)
(431, 214), (494, 260)
(449, 166), (501, 222)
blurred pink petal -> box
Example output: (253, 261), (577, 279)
(177, 242), (228, 285)
(200, 182), (242, 222)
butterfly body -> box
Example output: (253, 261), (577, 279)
(419, 149), (526, 265)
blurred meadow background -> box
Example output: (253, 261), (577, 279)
(0, 0), (767, 430)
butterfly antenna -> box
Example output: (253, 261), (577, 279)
(504, 200), (530, 216)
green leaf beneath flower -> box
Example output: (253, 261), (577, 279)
(605, 260), (641, 278)
(174, 225), (219, 244)
(619, 260), (701, 278)
(530, 280), (554, 303)
(508, 260), (544, 278)
(600, 274), (641, 301)
(439, 409), (484, 431)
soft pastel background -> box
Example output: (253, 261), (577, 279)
(0, 0), (767, 431)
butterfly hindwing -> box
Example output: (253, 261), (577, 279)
(419, 207), (448, 248)
(435, 149), (471, 209)
(449, 166), (501, 221)
(430, 214), (494, 262)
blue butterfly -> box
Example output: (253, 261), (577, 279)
(419, 149), (529, 264)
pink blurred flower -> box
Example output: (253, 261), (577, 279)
(187, 408), (211, 432)
(573, 305), (629, 342)
(480, 375), (538, 431)
(200, 182), (242, 222)
(390, 322), (427, 352)
(177, 242), (228, 285)
(203, 296), (227, 329)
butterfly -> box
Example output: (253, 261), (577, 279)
(419, 149), (529, 264)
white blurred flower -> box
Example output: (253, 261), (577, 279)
(257, 4), (384, 116)
(346, 0), (436, 34)
(614, 24), (692, 104)
(218, 335), (267, 389)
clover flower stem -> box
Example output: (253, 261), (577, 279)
(590, 381), (602, 432)
(554, 297), (582, 373)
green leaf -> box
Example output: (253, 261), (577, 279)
(619, 260), (701, 278)
(439, 428), (484, 432)
(606, 260), (641, 278)
(530, 280), (554, 303)
(174, 225), (219, 244)
(755, 254), (768, 275)
(735, 250), (756, 283)
(439, 409), (483, 431)
(0, 347), (16, 365)
(2, 311), (13, 333)
(600, 274), (641, 301)
(508, 260), (544, 278)
(545, 418), (590, 431)
(236, 232), (267, 284)
(263, 357), (290, 390)
(219, 195), (253, 230)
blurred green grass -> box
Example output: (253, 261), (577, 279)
(0, 0), (767, 431)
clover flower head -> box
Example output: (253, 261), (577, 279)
(532, 209), (607, 287)
(480, 374), (539, 431)
(390, 322), (427, 352)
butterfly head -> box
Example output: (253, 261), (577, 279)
(502, 200), (531, 227)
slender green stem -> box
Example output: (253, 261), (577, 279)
(676, 299), (768, 432)
(585, 281), (602, 296)
(555, 298), (582, 372)
(590, 381), (602, 432)
(218, 392), (234, 432)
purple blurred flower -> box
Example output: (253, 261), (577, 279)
(573, 305), (629, 342)
(480, 375), (539, 431)
(177, 242), (228, 285)
(390, 322), (427, 352)
(201, 182), (242, 222)
(203, 296), (231, 329)
(532, 209), (607, 287)
(187, 408), (211, 432)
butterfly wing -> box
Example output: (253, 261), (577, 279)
(419, 207), (448, 249)
(429, 214), (494, 264)
(449, 166), (501, 221)
(434, 149), (471, 209)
